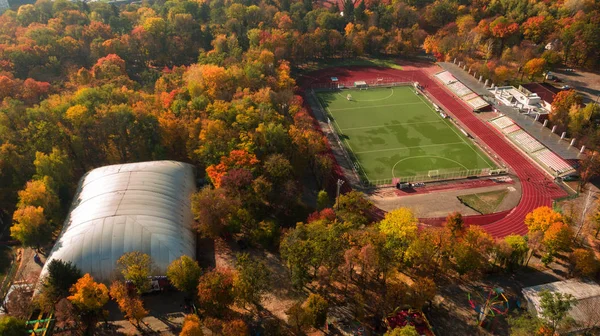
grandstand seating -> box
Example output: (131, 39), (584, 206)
(467, 97), (489, 110)
(502, 124), (521, 135)
(435, 71), (457, 85)
(510, 130), (546, 153)
(447, 81), (473, 97)
(534, 149), (576, 175)
(462, 92), (479, 101)
(490, 116), (514, 129)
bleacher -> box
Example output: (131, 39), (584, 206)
(510, 130), (545, 153)
(467, 96), (489, 110)
(435, 71), (457, 85)
(447, 81), (473, 97)
(489, 116), (576, 177)
(462, 92), (479, 101)
(502, 124), (521, 135)
(491, 116), (514, 129)
(434, 71), (490, 111)
(534, 149), (576, 175)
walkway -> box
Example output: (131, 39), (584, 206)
(300, 65), (568, 238)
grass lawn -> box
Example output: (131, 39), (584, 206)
(458, 189), (509, 214)
(316, 86), (496, 184)
(296, 57), (403, 73)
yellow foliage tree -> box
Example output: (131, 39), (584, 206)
(570, 248), (599, 277)
(180, 314), (203, 336)
(524, 206), (563, 233)
(10, 206), (51, 249)
(166, 255), (202, 294)
(543, 222), (573, 252)
(523, 58), (546, 79)
(117, 251), (153, 294)
(67, 274), (109, 313)
(378, 208), (418, 241)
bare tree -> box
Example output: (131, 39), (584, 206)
(5, 286), (33, 319)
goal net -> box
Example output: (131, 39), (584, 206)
(428, 170), (440, 177)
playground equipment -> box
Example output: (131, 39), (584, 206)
(468, 286), (509, 327)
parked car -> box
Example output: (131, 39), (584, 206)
(560, 85), (571, 90)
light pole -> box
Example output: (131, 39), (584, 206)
(575, 188), (595, 241)
(336, 179), (345, 209)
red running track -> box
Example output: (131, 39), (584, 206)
(301, 66), (567, 238)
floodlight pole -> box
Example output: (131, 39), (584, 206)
(336, 179), (345, 209)
(575, 188), (594, 241)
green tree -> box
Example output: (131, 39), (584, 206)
(539, 290), (577, 333)
(117, 252), (153, 294)
(233, 253), (270, 307)
(286, 301), (309, 333)
(0, 316), (28, 336)
(33, 148), (74, 196)
(497, 235), (529, 270)
(304, 293), (328, 329)
(316, 190), (329, 210)
(42, 259), (82, 304)
(166, 255), (202, 295)
(507, 311), (543, 336)
(335, 191), (372, 225)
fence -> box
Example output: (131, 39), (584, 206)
(365, 168), (509, 187)
(311, 78), (414, 91)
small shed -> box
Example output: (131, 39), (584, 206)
(522, 279), (600, 332)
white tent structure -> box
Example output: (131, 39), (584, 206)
(39, 161), (197, 283)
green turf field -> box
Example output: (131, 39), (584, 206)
(316, 86), (497, 184)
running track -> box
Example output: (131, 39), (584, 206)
(300, 66), (567, 238)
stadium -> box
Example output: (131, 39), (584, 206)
(310, 74), (502, 187)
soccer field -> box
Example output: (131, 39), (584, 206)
(316, 86), (497, 184)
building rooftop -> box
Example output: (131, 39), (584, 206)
(39, 161), (197, 283)
(522, 279), (600, 332)
(521, 83), (561, 104)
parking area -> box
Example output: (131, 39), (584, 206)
(550, 69), (600, 103)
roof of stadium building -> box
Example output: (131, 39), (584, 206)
(521, 83), (561, 104)
(39, 161), (197, 283)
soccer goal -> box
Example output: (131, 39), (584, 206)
(354, 81), (368, 90)
(428, 170), (440, 178)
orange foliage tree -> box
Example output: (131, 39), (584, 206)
(524, 206), (564, 233)
(206, 150), (259, 188)
(67, 274), (109, 314)
(180, 314), (204, 336)
(109, 281), (148, 327)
